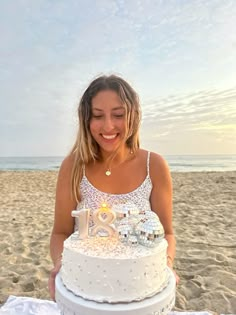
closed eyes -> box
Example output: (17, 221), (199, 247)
(91, 114), (125, 119)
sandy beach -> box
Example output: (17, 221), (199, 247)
(0, 170), (235, 314)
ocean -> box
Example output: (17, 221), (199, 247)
(0, 155), (236, 172)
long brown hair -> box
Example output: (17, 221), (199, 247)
(70, 74), (141, 203)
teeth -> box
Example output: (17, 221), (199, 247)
(102, 134), (117, 139)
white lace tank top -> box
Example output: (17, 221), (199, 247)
(75, 151), (152, 228)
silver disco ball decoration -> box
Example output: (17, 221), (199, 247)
(138, 210), (157, 221)
(135, 214), (164, 247)
(122, 203), (139, 216)
(127, 235), (138, 246)
(128, 215), (140, 233)
(117, 221), (132, 242)
(112, 203), (140, 222)
(112, 204), (130, 221)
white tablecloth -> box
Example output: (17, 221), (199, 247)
(0, 295), (229, 315)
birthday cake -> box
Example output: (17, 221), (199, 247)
(55, 203), (176, 315)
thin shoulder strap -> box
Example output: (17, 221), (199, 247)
(82, 164), (85, 176)
(147, 151), (151, 177)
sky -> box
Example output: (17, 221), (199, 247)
(0, 0), (236, 156)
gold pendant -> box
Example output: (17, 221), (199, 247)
(105, 170), (111, 176)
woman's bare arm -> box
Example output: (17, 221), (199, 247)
(50, 154), (77, 265)
(149, 153), (176, 267)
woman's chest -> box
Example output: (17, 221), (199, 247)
(85, 160), (147, 195)
(79, 174), (152, 211)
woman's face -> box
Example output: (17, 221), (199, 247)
(90, 90), (127, 154)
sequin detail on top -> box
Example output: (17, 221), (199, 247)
(75, 152), (152, 230)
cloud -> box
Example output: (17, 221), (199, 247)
(141, 86), (236, 154)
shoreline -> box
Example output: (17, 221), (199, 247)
(1, 169), (236, 173)
(0, 171), (235, 314)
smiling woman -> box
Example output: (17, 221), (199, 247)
(69, 75), (142, 200)
(48, 75), (177, 314)
(90, 90), (127, 157)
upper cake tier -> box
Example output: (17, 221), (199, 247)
(60, 235), (168, 303)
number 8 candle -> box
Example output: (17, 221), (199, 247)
(91, 203), (117, 237)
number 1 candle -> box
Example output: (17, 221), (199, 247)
(72, 208), (90, 239)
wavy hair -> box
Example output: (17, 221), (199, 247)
(70, 74), (141, 203)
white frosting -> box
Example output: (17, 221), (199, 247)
(56, 270), (176, 315)
(60, 234), (169, 303)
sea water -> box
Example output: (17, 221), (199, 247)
(0, 155), (236, 172)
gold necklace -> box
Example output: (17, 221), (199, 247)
(105, 151), (133, 176)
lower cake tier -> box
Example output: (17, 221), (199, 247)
(55, 268), (176, 315)
(61, 235), (168, 303)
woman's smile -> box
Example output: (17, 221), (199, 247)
(101, 134), (117, 140)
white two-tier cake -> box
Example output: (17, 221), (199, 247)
(55, 203), (176, 315)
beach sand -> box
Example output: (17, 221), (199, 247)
(0, 170), (235, 314)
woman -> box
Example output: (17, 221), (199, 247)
(48, 74), (178, 300)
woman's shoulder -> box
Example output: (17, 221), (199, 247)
(58, 153), (79, 180)
(59, 154), (75, 172)
(139, 149), (170, 181)
(150, 151), (169, 168)
(138, 149), (169, 166)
